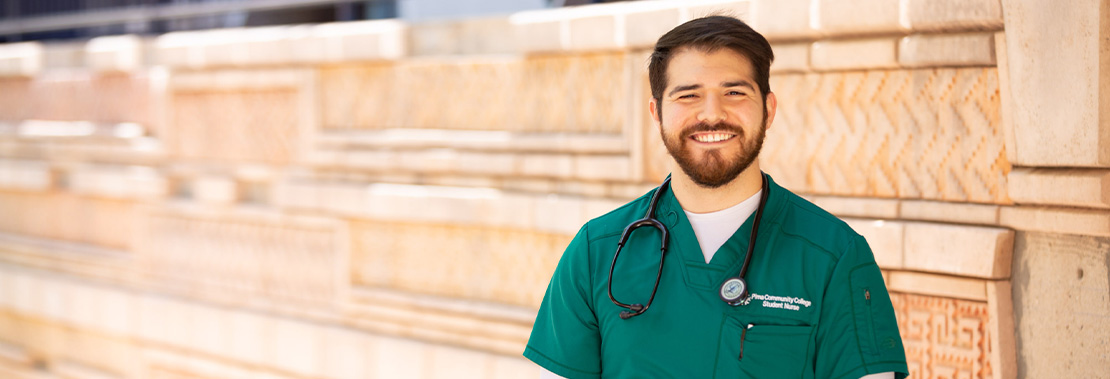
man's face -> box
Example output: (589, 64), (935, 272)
(650, 47), (776, 188)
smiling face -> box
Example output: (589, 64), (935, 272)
(650, 47), (777, 189)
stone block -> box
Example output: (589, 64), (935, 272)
(1008, 168), (1110, 209)
(1011, 231), (1110, 378)
(808, 196), (900, 219)
(428, 344), (491, 378)
(899, 200), (1000, 225)
(625, 8), (683, 47)
(373, 337), (428, 378)
(843, 218), (904, 269)
(568, 15), (619, 51)
(267, 318), (322, 376)
(904, 0), (1004, 32)
(85, 35), (143, 72)
(815, 0), (904, 36)
(749, 0), (815, 40)
(225, 309), (269, 365)
(811, 38), (899, 70)
(533, 195), (587, 235)
(987, 280), (1018, 379)
(573, 155), (632, 181)
(519, 154), (574, 178)
(187, 304), (227, 357)
(491, 356), (542, 378)
(770, 43), (809, 73)
(0, 42), (43, 77)
(888, 271), (987, 301)
(1001, 0), (1109, 167)
(191, 176), (238, 204)
(999, 206), (1110, 238)
(68, 165), (167, 200)
(456, 152), (517, 176)
(898, 33), (996, 68)
(96, 290), (134, 336)
(903, 222), (1014, 279)
(0, 160), (51, 191)
(512, 19), (564, 53)
(685, 1), (750, 20)
(320, 327), (374, 379)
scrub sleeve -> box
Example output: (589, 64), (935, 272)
(815, 235), (908, 379)
(524, 225), (602, 379)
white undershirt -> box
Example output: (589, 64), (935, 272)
(536, 189), (896, 379)
(684, 190), (762, 263)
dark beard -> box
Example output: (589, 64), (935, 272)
(661, 120), (766, 189)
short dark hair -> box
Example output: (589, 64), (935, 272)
(648, 16), (774, 118)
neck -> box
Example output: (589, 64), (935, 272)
(671, 162), (763, 214)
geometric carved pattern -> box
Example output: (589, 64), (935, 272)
(762, 68), (1012, 204)
(170, 89), (299, 164)
(350, 220), (571, 308)
(892, 293), (993, 379)
(0, 191), (135, 250)
(140, 211), (341, 308)
(320, 52), (627, 133)
(0, 74), (150, 125)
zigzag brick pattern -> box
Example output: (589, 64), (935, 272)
(892, 293), (993, 379)
(0, 191), (135, 250)
(350, 220), (570, 308)
(762, 68), (1011, 204)
(140, 212), (341, 308)
(171, 89), (299, 164)
(320, 52), (627, 133)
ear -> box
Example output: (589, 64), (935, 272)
(763, 92), (778, 130)
(648, 97), (662, 128)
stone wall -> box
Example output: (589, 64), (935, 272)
(0, 0), (1105, 378)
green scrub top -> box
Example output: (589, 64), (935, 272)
(524, 174), (908, 379)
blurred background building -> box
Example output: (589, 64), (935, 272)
(0, 0), (1106, 378)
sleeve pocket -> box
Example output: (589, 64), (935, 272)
(849, 264), (905, 363)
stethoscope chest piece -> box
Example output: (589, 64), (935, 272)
(720, 277), (748, 305)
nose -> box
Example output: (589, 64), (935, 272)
(697, 93), (726, 123)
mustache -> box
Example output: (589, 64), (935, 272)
(681, 121), (745, 138)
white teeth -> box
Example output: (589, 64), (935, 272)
(694, 133), (733, 143)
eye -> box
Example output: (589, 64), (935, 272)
(677, 93), (698, 99)
(727, 90), (747, 96)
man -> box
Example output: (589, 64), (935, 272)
(524, 16), (909, 379)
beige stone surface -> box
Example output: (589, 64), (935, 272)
(1001, 0), (1108, 167)
(0, 160), (51, 191)
(904, 0), (1004, 32)
(568, 15), (619, 51)
(811, 38), (899, 70)
(899, 200), (1000, 225)
(625, 8), (682, 47)
(765, 68), (1010, 203)
(843, 218), (904, 269)
(68, 165), (167, 200)
(807, 196), (900, 219)
(512, 20), (563, 53)
(749, 0), (817, 40)
(999, 206), (1110, 238)
(0, 42), (42, 77)
(1008, 168), (1110, 209)
(1011, 232), (1110, 378)
(898, 33), (996, 67)
(409, 17), (516, 56)
(815, 0), (904, 36)
(903, 222), (1013, 279)
(85, 35), (143, 73)
(892, 292), (995, 379)
(770, 42), (810, 73)
(888, 271), (987, 301)
(987, 280), (1017, 379)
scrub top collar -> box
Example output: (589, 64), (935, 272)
(653, 174), (788, 278)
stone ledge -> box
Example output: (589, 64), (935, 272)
(1008, 168), (1110, 209)
(888, 271), (988, 301)
(903, 0), (1004, 32)
(814, 0), (905, 37)
(999, 206), (1110, 238)
(316, 129), (628, 154)
(68, 164), (167, 200)
(153, 20), (407, 69)
(0, 159), (52, 191)
(811, 38), (899, 70)
(0, 42), (42, 77)
(898, 32), (996, 67)
(85, 35), (144, 73)
(903, 222), (1013, 279)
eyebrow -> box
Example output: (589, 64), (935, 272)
(667, 80), (757, 97)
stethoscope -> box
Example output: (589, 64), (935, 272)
(607, 173), (770, 320)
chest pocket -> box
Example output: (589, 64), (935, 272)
(715, 317), (814, 379)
